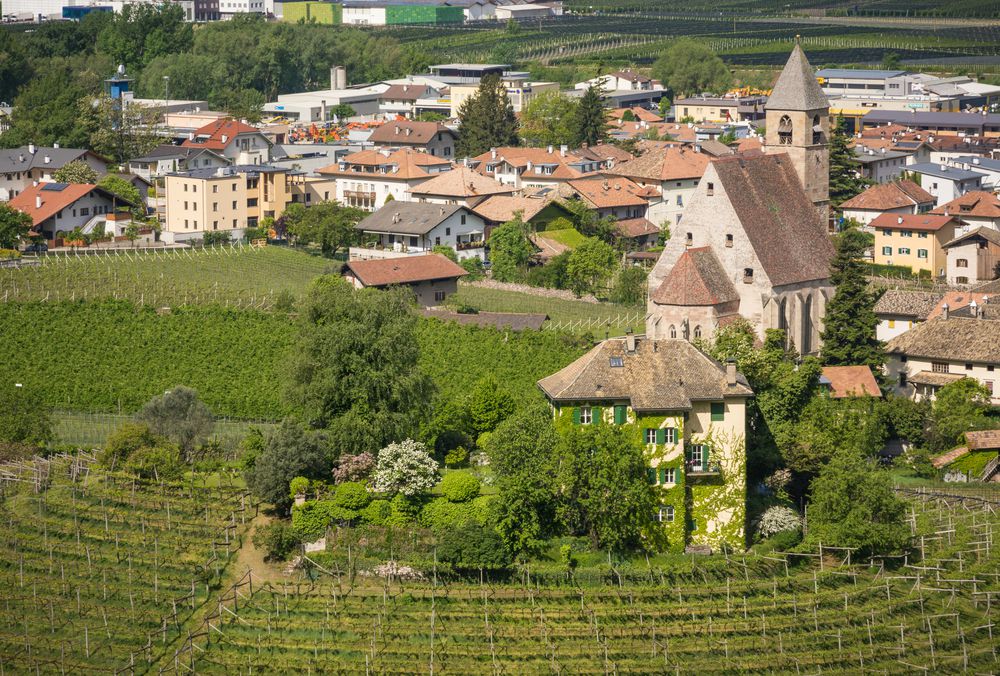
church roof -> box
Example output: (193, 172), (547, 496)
(711, 154), (834, 286)
(765, 44), (828, 112)
(651, 247), (739, 306)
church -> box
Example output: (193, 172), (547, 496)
(645, 43), (835, 354)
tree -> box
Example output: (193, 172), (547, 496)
(555, 425), (659, 553)
(438, 522), (512, 573)
(0, 204), (33, 250)
(283, 201), (365, 257)
(566, 237), (617, 296)
(829, 116), (869, 206)
(519, 91), (579, 147)
(487, 406), (561, 558)
(0, 60), (97, 149)
(0, 384), (52, 449)
(124, 222), (140, 248)
(102, 423), (163, 467)
(820, 224), (885, 375)
(787, 395), (888, 476)
(97, 3), (193, 68)
(286, 277), (433, 457)
(487, 215), (533, 282)
(53, 160), (99, 184)
(658, 97), (672, 118)
(884, 394), (929, 445)
(610, 266), (647, 305)
(369, 439), (438, 497)
(97, 174), (145, 219)
(432, 245), (458, 262)
(881, 52), (901, 70)
(245, 420), (333, 512)
(252, 521), (300, 561)
(562, 197), (616, 243)
(807, 449), (909, 554)
(456, 73), (519, 157)
(926, 379), (994, 452)
(82, 94), (162, 164)
(574, 84), (608, 147)
(651, 39), (732, 97)
(468, 375), (516, 436)
(210, 87), (265, 124)
(136, 386), (214, 458)
(329, 104), (356, 120)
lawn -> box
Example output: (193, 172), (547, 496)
(541, 227), (589, 249)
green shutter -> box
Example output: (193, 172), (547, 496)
(655, 428), (665, 444)
(711, 402), (725, 422)
(658, 467), (667, 484)
(572, 407), (581, 425)
(593, 406), (602, 425)
(647, 468), (657, 484)
(702, 445), (710, 471)
(614, 405), (627, 425)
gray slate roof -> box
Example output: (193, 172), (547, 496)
(356, 202), (465, 236)
(765, 45), (829, 112)
(0, 147), (101, 173)
(537, 337), (752, 411)
(873, 289), (940, 319)
(909, 162), (983, 181)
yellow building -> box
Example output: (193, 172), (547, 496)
(162, 165), (335, 243)
(871, 213), (961, 277)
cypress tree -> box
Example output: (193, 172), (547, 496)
(456, 73), (519, 157)
(820, 224), (885, 376)
(828, 116), (870, 206)
(574, 84), (608, 147)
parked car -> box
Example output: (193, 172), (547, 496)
(22, 242), (48, 254)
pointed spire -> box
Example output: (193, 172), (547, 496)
(765, 43), (828, 112)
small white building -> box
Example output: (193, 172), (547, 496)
(908, 162), (984, 206)
(351, 201), (487, 261)
(931, 191), (1000, 231)
(854, 145), (912, 183)
(317, 148), (453, 211)
(943, 227), (1000, 285)
(838, 180), (935, 228)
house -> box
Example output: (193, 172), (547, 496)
(317, 148), (453, 211)
(886, 314), (1000, 404)
(537, 334), (753, 553)
(672, 96), (769, 123)
(470, 146), (603, 190)
(8, 182), (140, 240)
(907, 162), (984, 206)
(449, 74), (560, 117)
(181, 118), (271, 165)
(943, 155), (1000, 188)
(605, 146), (710, 228)
(562, 176), (653, 221)
(470, 194), (573, 233)
(378, 84), (445, 120)
(577, 69), (656, 93)
(943, 227), (1000, 285)
(409, 165), (515, 208)
(873, 289), (940, 341)
(162, 165), (332, 243)
(127, 145), (229, 181)
(871, 213), (961, 277)
(853, 145), (912, 183)
(613, 217), (661, 251)
(608, 107), (664, 124)
(838, 180), (935, 227)
(930, 191), (1000, 230)
(645, 153), (835, 354)
(368, 119), (458, 158)
(819, 366), (882, 398)
(351, 201), (487, 261)
(0, 146), (108, 201)
(342, 253), (467, 306)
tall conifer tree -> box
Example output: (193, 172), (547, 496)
(456, 73), (519, 157)
(574, 84), (608, 147)
(828, 116), (869, 206)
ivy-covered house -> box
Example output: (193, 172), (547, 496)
(537, 334), (752, 552)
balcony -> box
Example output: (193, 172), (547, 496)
(456, 239), (485, 251)
(344, 190), (376, 201)
(685, 460), (722, 481)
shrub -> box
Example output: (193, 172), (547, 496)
(291, 500), (355, 541)
(252, 521), (300, 561)
(274, 289), (296, 313)
(102, 422), (162, 467)
(764, 528), (803, 551)
(440, 472), (481, 503)
(386, 493), (422, 526)
(370, 439), (438, 497)
(289, 476), (310, 498)
(420, 498), (472, 532)
(123, 443), (184, 481)
(136, 386), (214, 457)
(437, 523), (512, 572)
(203, 231), (232, 246)
(360, 499), (392, 525)
(755, 506), (801, 539)
(444, 446), (468, 468)
(332, 452), (374, 483)
(333, 481), (371, 510)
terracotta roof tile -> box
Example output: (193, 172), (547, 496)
(607, 146), (709, 182)
(820, 366), (882, 398)
(472, 195), (560, 223)
(869, 213), (959, 233)
(930, 191), (1000, 219)
(615, 217), (659, 238)
(318, 148), (452, 180)
(887, 317), (1000, 363)
(927, 291), (992, 319)
(566, 176), (650, 209)
(8, 183), (137, 226)
(345, 253), (466, 287)
(965, 430), (1000, 450)
(410, 166), (514, 198)
(181, 118), (261, 150)
(369, 120), (454, 146)
(839, 181), (934, 211)
(651, 247), (739, 306)
(874, 289), (940, 318)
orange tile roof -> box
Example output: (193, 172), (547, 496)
(410, 166), (513, 198)
(615, 217), (659, 238)
(9, 182), (100, 226)
(608, 146), (710, 182)
(181, 118), (261, 150)
(472, 195), (560, 223)
(345, 253), (466, 287)
(318, 149), (452, 180)
(821, 366), (882, 399)
(840, 181), (935, 211)
(608, 107), (663, 123)
(565, 176), (650, 209)
(369, 120), (454, 146)
(965, 430), (1000, 450)
(927, 291), (992, 320)
(650, 247), (738, 306)
(870, 213), (960, 232)
(931, 191), (1000, 219)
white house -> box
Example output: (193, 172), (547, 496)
(838, 180), (935, 227)
(606, 146), (709, 228)
(943, 155), (1000, 189)
(351, 202), (487, 261)
(931, 191), (1000, 230)
(317, 148), (453, 211)
(0, 146), (108, 201)
(908, 162), (984, 206)
(854, 145), (912, 183)
(181, 118), (271, 165)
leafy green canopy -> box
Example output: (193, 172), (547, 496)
(0, 203), (33, 249)
(487, 214), (534, 282)
(520, 91), (579, 147)
(456, 73), (519, 157)
(652, 39), (733, 97)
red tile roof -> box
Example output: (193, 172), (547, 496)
(369, 120), (454, 146)
(821, 366), (882, 399)
(318, 148), (452, 180)
(181, 118), (261, 150)
(965, 430), (1000, 450)
(839, 180), (934, 211)
(614, 217), (659, 239)
(870, 213), (960, 233)
(565, 176), (650, 209)
(608, 146), (709, 182)
(651, 247), (738, 306)
(931, 191), (1000, 219)
(9, 182), (100, 226)
(344, 253), (466, 287)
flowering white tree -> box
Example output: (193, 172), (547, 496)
(370, 439), (438, 497)
(756, 505), (802, 539)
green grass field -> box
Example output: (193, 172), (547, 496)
(51, 411), (276, 451)
(541, 228), (589, 249)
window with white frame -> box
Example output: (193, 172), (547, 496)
(580, 406), (592, 424)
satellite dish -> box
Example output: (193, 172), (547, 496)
(117, 64), (126, 76)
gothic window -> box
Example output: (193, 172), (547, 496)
(669, 325), (677, 339)
(778, 115), (792, 145)
(801, 294), (814, 355)
(693, 325), (702, 339)
(812, 115), (823, 145)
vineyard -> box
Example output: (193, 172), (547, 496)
(173, 486), (1000, 673)
(0, 454), (253, 673)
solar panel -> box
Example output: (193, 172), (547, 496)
(41, 183), (69, 191)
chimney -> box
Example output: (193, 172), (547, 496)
(940, 164), (947, 171)
(28, 143), (35, 154)
(970, 300), (979, 317)
(560, 144), (568, 156)
(17, 153), (23, 162)
(189, 132), (195, 141)
(392, 212), (400, 223)
(405, 128), (411, 136)
(32, 180), (37, 187)
(439, 206), (446, 216)
(35, 195), (41, 209)
(221, 135), (228, 144)
(726, 359), (737, 386)
(897, 216), (903, 224)
(43, 156), (50, 164)
(625, 329), (636, 353)
(547, 145), (553, 154)
(53, 143), (59, 149)
(942, 303), (950, 319)
(395, 126), (401, 134)
(490, 148), (497, 159)
(973, 157), (980, 165)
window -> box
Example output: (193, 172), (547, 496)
(232, 201), (237, 209)
(686, 232), (693, 246)
(710, 402), (724, 422)
(580, 407), (592, 425)
(898, 247), (910, 255)
(80, 207), (89, 216)
(613, 404), (627, 424)
(743, 268), (753, 283)
(918, 232), (928, 239)
(213, 202), (218, 212)
(212, 221), (218, 230)
(669, 325), (676, 339)
(693, 325), (702, 339)
(212, 185), (218, 193)
(900, 231), (912, 238)
(917, 249), (928, 259)
(966, 363), (974, 371)
(676, 195), (683, 206)
(460, 215), (466, 225)
(445, 227), (451, 236)
(660, 468), (676, 485)
(778, 115), (792, 145)
(899, 372), (907, 387)
(434, 237), (440, 246)
(184, 184), (188, 192)
(663, 505), (675, 522)
(888, 319), (896, 329)
(985, 380), (994, 394)
(932, 362), (950, 374)
(957, 259), (969, 268)
(434, 291), (446, 302)
(957, 277), (969, 284)
(726, 234), (734, 248)
(882, 246), (892, 255)
(706, 182), (714, 196)
(409, 236), (418, 247)
(690, 519), (698, 531)
(664, 428), (676, 444)
(609, 356), (624, 368)
(645, 428), (657, 444)
(184, 201), (188, 209)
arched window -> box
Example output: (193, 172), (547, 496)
(812, 114), (823, 145)
(693, 325), (702, 339)
(778, 115), (793, 145)
(801, 294), (814, 355)
(669, 325), (677, 339)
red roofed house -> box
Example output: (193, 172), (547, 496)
(470, 146), (605, 190)
(820, 366), (882, 399)
(943, 227), (1000, 285)
(931, 191), (1000, 230)
(182, 118), (271, 165)
(839, 180), (935, 227)
(8, 182), (140, 240)
(872, 213), (962, 277)
(318, 148), (453, 211)
(606, 145), (710, 229)
(342, 253), (466, 306)
(368, 119), (457, 158)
